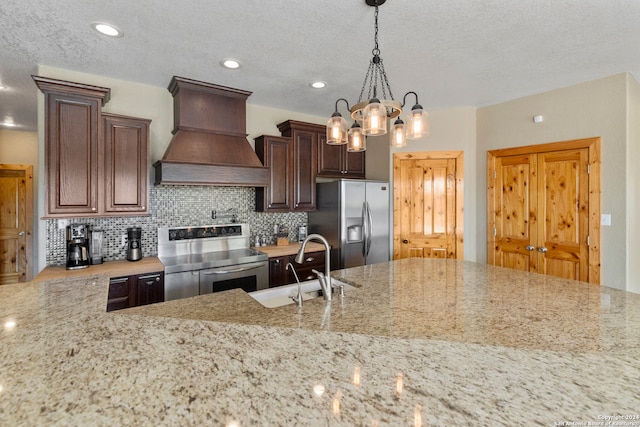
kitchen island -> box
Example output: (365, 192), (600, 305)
(1, 259), (638, 426)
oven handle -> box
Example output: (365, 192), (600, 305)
(200, 262), (267, 275)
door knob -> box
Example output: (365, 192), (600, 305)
(538, 246), (548, 253)
(525, 245), (535, 251)
(18, 231), (25, 236)
(403, 239), (409, 244)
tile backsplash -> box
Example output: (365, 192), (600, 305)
(45, 186), (307, 265)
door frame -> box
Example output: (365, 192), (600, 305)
(487, 137), (601, 283)
(0, 164), (34, 282)
(393, 151), (464, 259)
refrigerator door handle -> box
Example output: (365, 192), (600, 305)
(361, 202), (368, 257)
(365, 201), (373, 257)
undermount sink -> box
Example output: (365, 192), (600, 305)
(249, 279), (356, 308)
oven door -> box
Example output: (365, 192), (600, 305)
(199, 261), (269, 294)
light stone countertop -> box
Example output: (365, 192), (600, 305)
(1, 259), (639, 426)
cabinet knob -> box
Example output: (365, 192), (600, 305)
(91, 207), (96, 211)
(305, 257), (315, 262)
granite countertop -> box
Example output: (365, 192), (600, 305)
(2, 259), (639, 426)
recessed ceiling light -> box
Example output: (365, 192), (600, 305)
(221, 59), (241, 69)
(91, 22), (123, 37)
(310, 81), (327, 89)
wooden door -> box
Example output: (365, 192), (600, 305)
(0, 165), (33, 284)
(393, 152), (464, 259)
(488, 138), (600, 283)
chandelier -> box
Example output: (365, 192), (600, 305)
(326, 0), (429, 152)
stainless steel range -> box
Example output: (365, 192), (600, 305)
(158, 224), (268, 301)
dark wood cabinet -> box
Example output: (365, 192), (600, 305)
(288, 250), (326, 283)
(277, 120), (318, 211)
(103, 113), (151, 214)
(317, 135), (366, 178)
(268, 256), (288, 288)
(255, 135), (292, 211)
(106, 276), (134, 312)
(135, 272), (164, 306)
(34, 76), (110, 216)
(268, 251), (325, 288)
(34, 76), (150, 218)
(107, 271), (164, 312)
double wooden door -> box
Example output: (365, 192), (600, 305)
(487, 138), (601, 283)
(393, 151), (464, 260)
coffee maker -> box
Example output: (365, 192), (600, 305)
(126, 227), (143, 261)
(66, 224), (91, 270)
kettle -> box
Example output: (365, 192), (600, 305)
(126, 227), (143, 262)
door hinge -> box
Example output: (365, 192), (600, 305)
(493, 170), (497, 179)
(587, 164), (591, 174)
(586, 235), (590, 246)
(494, 228), (497, 237)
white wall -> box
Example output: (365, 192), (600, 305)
(388, 107), (478, 261)
(477, 73), (629, 290)
(626, 75), (640, 293)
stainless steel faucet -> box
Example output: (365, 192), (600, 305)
(286, 262), (303, 307)
(296, 234), (333, 301)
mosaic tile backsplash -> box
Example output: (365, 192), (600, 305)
(45, 186), (307, 265)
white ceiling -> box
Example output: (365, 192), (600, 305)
(1, 0), (640, 132)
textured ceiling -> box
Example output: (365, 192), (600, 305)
(1, 0), (640, 132)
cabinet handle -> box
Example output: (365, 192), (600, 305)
(138, 274), (161, 280)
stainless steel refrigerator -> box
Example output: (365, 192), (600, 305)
(308, 179), (390, 269)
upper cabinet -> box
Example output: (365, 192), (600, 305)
(102, 113), (151, 214)
(317, 138), (366, 178)
(254, 135), (292, 211)
(34, 76), (150, 218)
(276, 120), (319, 211)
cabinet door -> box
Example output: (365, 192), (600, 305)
(45, 93), (101, 215)
(344, 149), (365, 178)
(317, 136), (344, 177)
(103, 113), (150, 214)
(107, 276), (134, 312)
(255, 136), (292, 211)
(136, 272), (164, 306)
(269, 256), (287, 287)
(292, 129), (317, 211)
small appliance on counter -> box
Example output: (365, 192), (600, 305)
(90, 227), (103, 265)
(298, 225), (307, 243)
(126, 227), (143, 262)
(66, 224), (91, 270)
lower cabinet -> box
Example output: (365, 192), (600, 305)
(268, 251), (325, 288)
(107, 271), (164, 312)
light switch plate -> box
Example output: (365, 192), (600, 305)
(601, 214), (611, 226)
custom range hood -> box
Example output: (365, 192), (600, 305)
(154, 76), (269, 186)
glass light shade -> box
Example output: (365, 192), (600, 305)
(362, 99), (387, 136)
(347, 124), (366, 152)
(326, 114), (348, 145)
(404, 108), (429, 140)
(390, 120), (406, 148)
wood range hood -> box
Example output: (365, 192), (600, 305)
(154, 76), (269, 186)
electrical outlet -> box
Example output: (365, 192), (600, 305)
(121, 234), (127, 248)
(211, 210), (217, 219)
